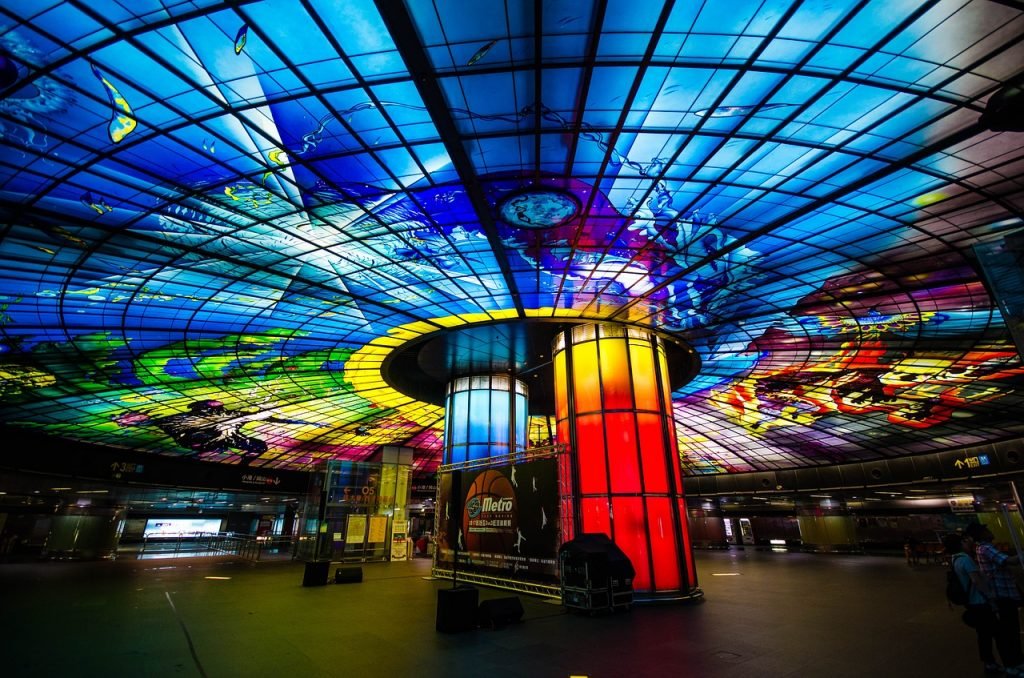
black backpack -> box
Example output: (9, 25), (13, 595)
(946, 556), (970, 606)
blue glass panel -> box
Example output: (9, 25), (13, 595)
(490, 391), (509, 447)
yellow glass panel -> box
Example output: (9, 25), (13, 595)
(572, 341), (601, 413)
(629, 339), (659, 412)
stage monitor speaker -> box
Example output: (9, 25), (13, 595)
(478, 596), (524, 628)
(981, 85), (1024, 131)
(436, 586), (479, 633)
(302, 560), (330, 587)
(335, 566), (363, 584)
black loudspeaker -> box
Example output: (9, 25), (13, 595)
(335, 566), (363, 584)
(302, 560), (330, 587)
(478, 596), (524, 628)
(436, 586), (479, 633)
(981, 85), (1024, 132)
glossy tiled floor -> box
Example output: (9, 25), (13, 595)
(0, 550), (991, 677)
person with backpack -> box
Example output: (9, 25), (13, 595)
(968, 522), (1024, 674)
(945, 532), (1006, 674)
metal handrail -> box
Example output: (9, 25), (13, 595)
(137, 532), (297, 561)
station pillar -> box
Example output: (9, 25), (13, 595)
(552, 323), (698, 597)
(443, 374), (528, 465)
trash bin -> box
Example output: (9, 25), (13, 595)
(558, 533), (634, 614)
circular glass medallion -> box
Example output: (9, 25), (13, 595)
(498, 190), (579, 229)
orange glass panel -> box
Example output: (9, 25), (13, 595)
(605, 412), (641, 493)
(657, 347), (672, 410)
(556, 419), (570, 449)
(612, 497), (650, 591)
(575, 413), (607, 494)
(637, 413), (667, 493)
(571, 341), (601, 413)
(554, 350), (568, 422)
(646, 497), (681, 591)
(598, 337), (632, 410)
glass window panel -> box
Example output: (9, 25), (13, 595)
(576, 413), (609, 495)
(598, 336), (632, 410)
(580, 497), (611, 539)
(612, 496), (650, 590)
(646, 497), (681, 591)
(606, 412), (641, 494)
(571, 340), (602, 413)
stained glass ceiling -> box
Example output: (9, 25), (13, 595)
(1, 0), (1023, 475)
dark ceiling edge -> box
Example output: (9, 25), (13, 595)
(378, 317), (703, 411)
(684, 437), (1024, 496)
(0, 427), (309, 494)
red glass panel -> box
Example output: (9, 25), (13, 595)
(612, 497), (650, 591)
(679, 498), (697, 588)
(560, 496), (575, 543)
(558, 449), (573, 497)
(663, 408), (683, 490)
(605, 412), (640, 493)
(646, 497), (681, 591)
(581, 497), (610, 538)
(575, 414), (608, 494)
(636, 413), (667, 493)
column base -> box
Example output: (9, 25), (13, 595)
(633, 587), (705, 604)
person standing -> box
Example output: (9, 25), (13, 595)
(908, 535), (921, 565)
(946, 532), (1005, 673)
(968, 522), (1024, 673)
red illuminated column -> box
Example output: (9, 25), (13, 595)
(553, 323), (698, 598)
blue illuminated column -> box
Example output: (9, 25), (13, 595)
(443, 375), (528, 464)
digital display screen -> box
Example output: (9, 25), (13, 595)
(144, 519), (225, 538)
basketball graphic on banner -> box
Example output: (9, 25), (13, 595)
(435, 458), (560, 582)
(463, 469), (517, 554)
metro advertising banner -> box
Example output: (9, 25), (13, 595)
(436, 457), (559, 582)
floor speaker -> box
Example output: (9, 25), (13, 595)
(302, 560), (330, 587)
(436, 586), (479, 633)
(335, 566), (363, 584)
(477, 596), (524, 628)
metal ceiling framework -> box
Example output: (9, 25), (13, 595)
(0, 0), (1022, 476)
